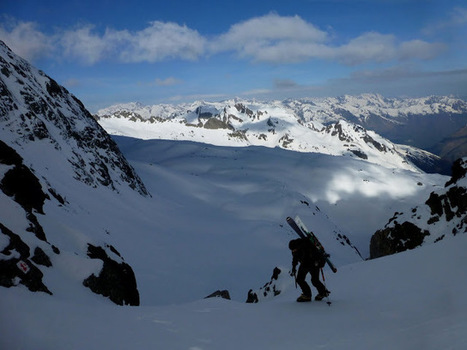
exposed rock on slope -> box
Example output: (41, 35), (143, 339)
(370, 158), (467, 259)
(246, 267), (284, 303)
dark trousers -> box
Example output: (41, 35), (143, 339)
(296, 264), (326, 297)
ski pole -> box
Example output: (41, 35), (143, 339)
(321, 268), (332, 306)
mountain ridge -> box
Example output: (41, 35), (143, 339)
(95, 94), (467, 174)
(96, 96), (458, 173)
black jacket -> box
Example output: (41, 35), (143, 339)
(291, 238), (325, 270)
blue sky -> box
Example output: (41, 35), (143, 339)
(1, 0), (466, 112)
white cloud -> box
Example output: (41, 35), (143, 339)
(59, 25), (109, 65)
(0, 14), (445, 66)
(332, 32), (444, 65)
(212, 13), (328, 63)
(57, 21), (206, 64)
(212, 15), (443, 65)
(115, 21), (206, 63)
(0, 20), (52, 61)
(334, 32), (398, 65)
(217, 13), (328, 46)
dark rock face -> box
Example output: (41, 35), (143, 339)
(0, 140), (49, 216)
(446, 158), (467, 187)
(0, 140), (50, 242)
(205, 290), (231, 300)
(246, 267), (282, 303)
(203, 117), (233, 130)
(32, 247), (53, 267)
(83, 244), (140, 306)
(370, 222), (430, 259)
(424, 158), (467, 233)
(0, 223), (52, 295)
(370, 157), (467, 259)
(0, 141), (56, 294)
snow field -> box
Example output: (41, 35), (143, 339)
(2, 233), (466, 350)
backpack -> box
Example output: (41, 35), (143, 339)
(292, 238), (325, 268)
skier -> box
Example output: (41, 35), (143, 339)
(289, 238), (330, 302)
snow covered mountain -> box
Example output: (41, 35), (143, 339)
(0, 41), (148, 305)
(285, 94), (467, 148)
(96, 96), (462, 173)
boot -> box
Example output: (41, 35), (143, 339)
(296, 294), (312, 302)
(315, 290), (330, 301)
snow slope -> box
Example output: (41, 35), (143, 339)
(1, 134), (447, 305)
(2, 232), (466, 350)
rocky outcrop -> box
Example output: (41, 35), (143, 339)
(370, 222), (430, 259)
(246, 267), (283, 303)
(0, 141), (55, 294)
(370, 158), (467, 259)
(83, 244), (140, 306)
(0, 140), (48, 217)
(0, 223), (52, 295)
(205, 290), (231, 300)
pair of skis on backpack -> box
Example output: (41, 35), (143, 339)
(286, 216), (337, 273)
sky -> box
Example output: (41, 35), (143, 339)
(1, 0), (467, 112)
